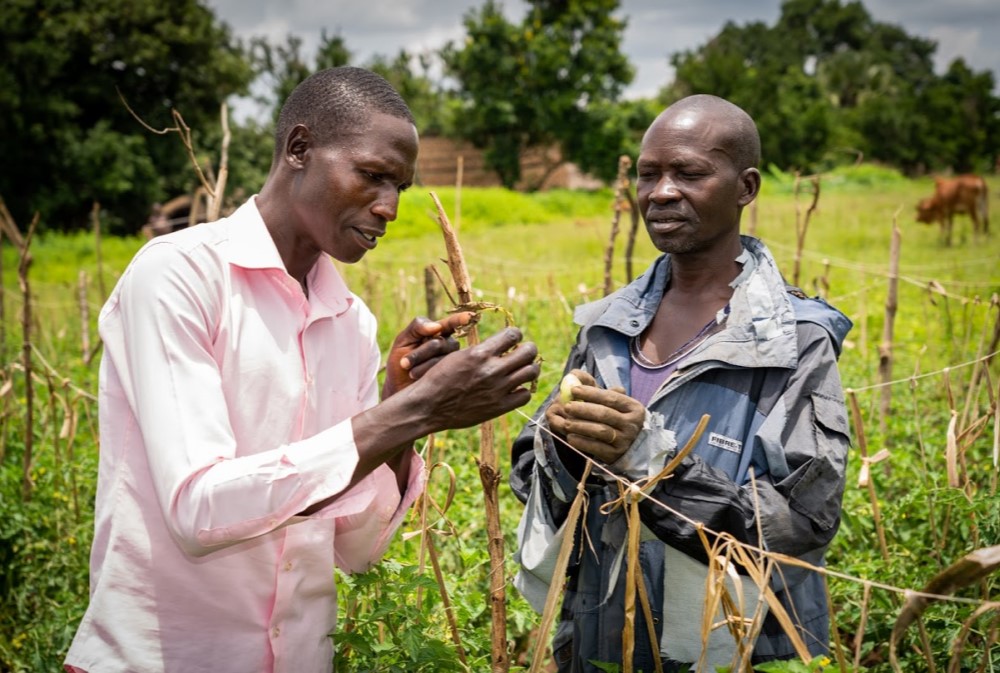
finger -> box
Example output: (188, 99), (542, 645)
(566, 434), (619, 463)
(482, 386), (534, 419)
(506, 352), (542, 389)
(404, 336), (460, 375)
(569, 369), (597, 387)
(565, 399), (628, 427)
(436, 311), (476, 337)
(392, 319), (442, 370)
(406, 316), (444, 340)
(477, 327), (524, 357)
(562, 418), (619, 445)
(496, 341), (539, 371)
(545, 404), (569, 435)
(569, 385), (641, 414)
(408, 354), (444, 380)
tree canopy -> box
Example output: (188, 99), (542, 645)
(667, 0), (999, 174)
(442, 0), (639, 188)
(1, 0), (997, 233)
(0, 0), (253, 232)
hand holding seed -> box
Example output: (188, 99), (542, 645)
(546, 369), (645, 463)
(403, 326), (540, 432)
(383, 312), (475, 398)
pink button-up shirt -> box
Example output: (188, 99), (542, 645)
(65, 198), (425, 673)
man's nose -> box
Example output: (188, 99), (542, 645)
(372, 192), (400, 221)
(650, 176), (681, 202)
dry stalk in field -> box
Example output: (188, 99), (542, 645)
(78, 271), (90, 362)
(526, 461), (593, 673)
(423, 265), (438, 320)
(429, 190), (510, 673)
(405, 452), (467, 665)
(791, 173), (820, 289)
(603, 155), (632, 297)
(454, 155), (463, 231)
(889, 544), (1000, 673)
(812, 258), (831, 299)
(598, 414), (710, 673)
(623, 186), (641, 284)
(852, 582), (873, 669)
(846, 390), (890, 561)
(878, 214), (902, 435)
(7, 209), (39, 500)
(91, 201), (106, 299)
(119, 90), (231, 223)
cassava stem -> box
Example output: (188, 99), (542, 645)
(430, 191), (510, 673)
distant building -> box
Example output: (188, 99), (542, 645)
(415, 136), (605, 190)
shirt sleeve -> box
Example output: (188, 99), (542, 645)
(332, 450), (426, 573)
(101, 241), (374, 556)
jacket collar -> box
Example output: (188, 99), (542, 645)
(573, 236), (799, 375)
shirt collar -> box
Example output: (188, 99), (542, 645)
(225, 196), (354, 317)
(225, 196), (286, 271)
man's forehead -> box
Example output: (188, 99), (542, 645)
(640, 110), (733, 159)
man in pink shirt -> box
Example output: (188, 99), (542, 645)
(65, 66), (540, 673)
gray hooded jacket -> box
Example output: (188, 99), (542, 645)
(510, 237), (852, 671)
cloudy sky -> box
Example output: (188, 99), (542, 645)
(204, 0), (1000, 117)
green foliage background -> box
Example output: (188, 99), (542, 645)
(1, 171), (999, 671)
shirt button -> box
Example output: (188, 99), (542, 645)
(284, 561), (293, 571)
(630, 320), (640, 328)
(272, 627), (280, 638)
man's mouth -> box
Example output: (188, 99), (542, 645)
(646, 215), (687, 232)
(354, 227), (383, 249)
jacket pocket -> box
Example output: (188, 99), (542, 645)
(788, 392), (850, 530)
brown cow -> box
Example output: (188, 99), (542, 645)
(915, 174), (989, 246)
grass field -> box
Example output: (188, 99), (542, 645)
(1, 167), (998, 671)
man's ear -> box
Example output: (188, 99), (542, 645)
(737, 167), (761, 207)
(284, 124), (311, 169)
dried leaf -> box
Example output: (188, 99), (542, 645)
(891, 545), (1000, 670)
(945, 410), (960, 488)
(528, 462), (593, 673)
(59, 416), (72, 439)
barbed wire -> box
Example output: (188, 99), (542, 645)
(764, 239), (1000, 291)
(845, 349), (1000, 393)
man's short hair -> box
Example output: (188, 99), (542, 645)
(668, 94), (761, 171)
(274, 66), (415, 155)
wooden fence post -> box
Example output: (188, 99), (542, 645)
(879, 215), (902, 435)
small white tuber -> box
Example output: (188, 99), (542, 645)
(559, 373), (582, 404)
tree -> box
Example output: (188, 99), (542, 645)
(250, 29), (352, 122)
(665, 0), (1000, 175)
(0, 0), (254, 233)
(442, 0), (635, 188)
(368, 50), (449, 136)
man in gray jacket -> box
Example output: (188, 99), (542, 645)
(510, 95), (852, 671)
